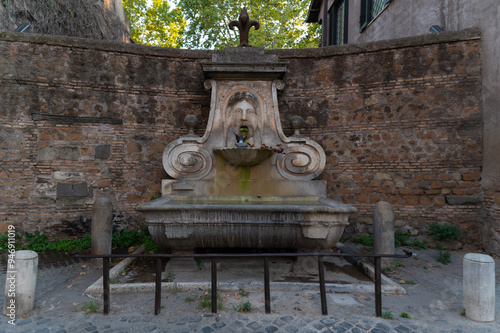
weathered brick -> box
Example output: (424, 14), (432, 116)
(0, 30), (484, 249)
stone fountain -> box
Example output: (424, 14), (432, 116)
(137, 9), (357, 251)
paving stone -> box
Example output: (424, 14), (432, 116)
(247, 321), (262, 330)
(212, 322), (226, 329)
(320, 318), (337, 326)
(84, 326), (97, 331)
(201, 328), (215, 333)
(394, 325), (412, 333)
(235, 321), (245, 328)
(284, 326), (299, 333)
(374, 323), (391, 332)
(313, 323), (325, 330)
(189, 315), (203, 322)
(329, 326), (347, 333)
(293, 319), (308, 327)
(280, 316), (294, 323)
(264, 326), (278, 333)
(351, 328), (364, 333)
(37, 318), (51, 325)
(16, 318), (33, 326)
(339, 322), (353, 329)
(35, 329), (50, 333)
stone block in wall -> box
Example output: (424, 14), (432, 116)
(38, 147), (57, 161)
(72, 183), (89, 197)
(59, 146), (80, 160)
(95, 145), (111, 159)
(445, 195), (482, 206)
(56, 183), (73, 197)
(57, 183), (89, 197)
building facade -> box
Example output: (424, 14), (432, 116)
(308, 0), (500, 254)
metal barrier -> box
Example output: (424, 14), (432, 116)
(73, 250), (412, 317)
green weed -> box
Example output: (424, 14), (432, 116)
(81, 300), (100, 314)
(437, 249), (452, 265)
(199, 290), (223, 311)
(233, 301), (252, 312)
(352, 235), (373, 247)
(410, 240), (428, 250)
(429, 223), (460, 241)
(395, 231), (410, 247)
(382, 311), (394, 320)
(400, 312), (412, 319)
(238, 288), (250, 297)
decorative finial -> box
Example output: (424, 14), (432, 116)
(228, 7), (260, 47)
(184, 115), (198, 136)
(290, 116), (305, 137)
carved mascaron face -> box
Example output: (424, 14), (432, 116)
(225, 92), (261, 146)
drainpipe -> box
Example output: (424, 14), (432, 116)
(321, 0), (328, 47)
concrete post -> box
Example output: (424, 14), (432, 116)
(463, 253), (495, 322)
(91, 197), (114, 267)
(3, 250), (38, 317)
(373, 201), (395, 268)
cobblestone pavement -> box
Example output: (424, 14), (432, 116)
(0, 248), (499, 333)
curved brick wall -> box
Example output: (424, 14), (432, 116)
(0, 29), (485, 248)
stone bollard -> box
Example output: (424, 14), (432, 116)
(373, 201), (395, 268)
(3, 250), (38, 318)
(91, 197), (114, 267)
(463, 253), (495, 322)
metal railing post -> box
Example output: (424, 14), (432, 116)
(103, 257), (110, 315)
(318, 255), (328, 315)
(374, 256), (382, 317)
(264, 256), (271, 314)
(211, 257), (217, 313)
(155, 258), (162, 315)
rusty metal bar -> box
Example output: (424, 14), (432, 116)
(74, 251), (412, 260)
(374, 256), (382, 317)
(264, 256), (271, 314)
(318, 255), (327, 315)
(155, 258), (162, 315)
(211, 257), (217, 313)
(73, 250), (412, 316)
(103, 257), (110, 315)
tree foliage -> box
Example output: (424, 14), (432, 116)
(122, 0), (320, 49)
(123, 0), (185, 47)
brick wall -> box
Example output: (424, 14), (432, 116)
(0, 30), (485, 248)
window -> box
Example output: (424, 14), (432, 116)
(360, 0), (391, 32)
(329, 0), (348, 45)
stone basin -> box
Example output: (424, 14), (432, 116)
(213, 147), (273, 167)
(137, 196), (357, 251)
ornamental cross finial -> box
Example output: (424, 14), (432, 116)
(229, 7), (260, 47)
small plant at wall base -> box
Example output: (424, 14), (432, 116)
(0, 225), (159, 254)
(352, 235), (373, 247)
(429, 222), (461, 241)
(395, 231), (410, 247)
